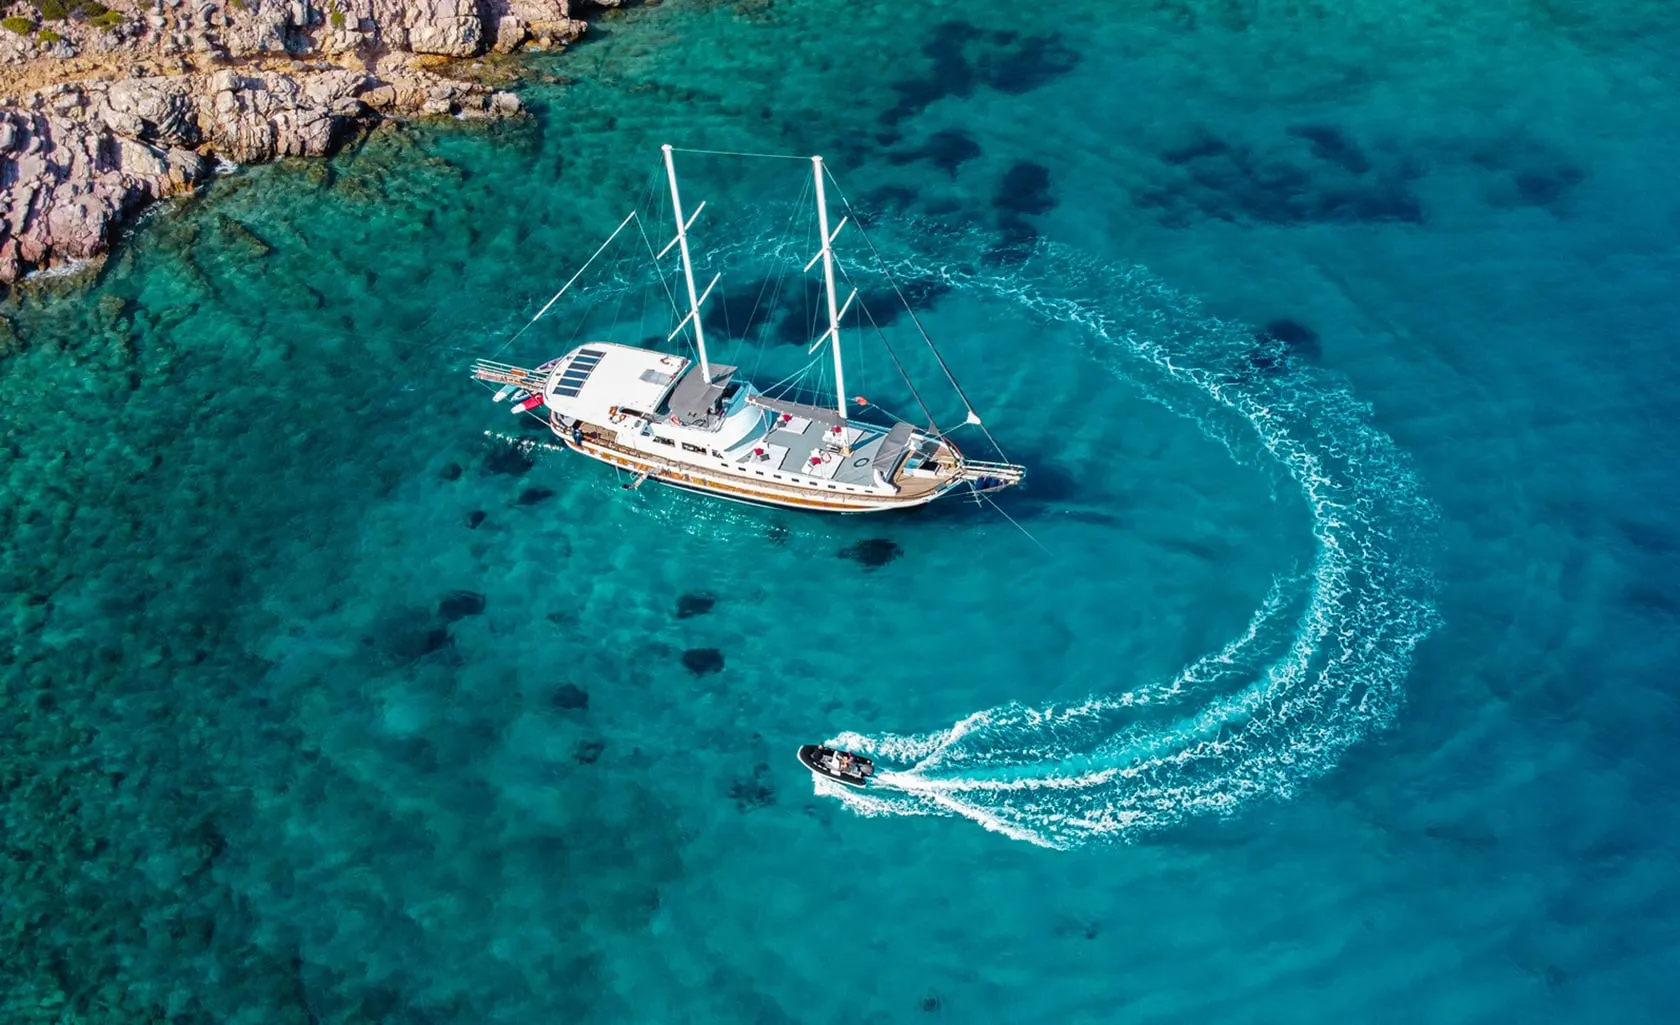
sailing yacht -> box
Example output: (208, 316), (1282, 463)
(471, 145), (1024, 513)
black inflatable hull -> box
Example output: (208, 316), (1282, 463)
(798, 744), (873, 788)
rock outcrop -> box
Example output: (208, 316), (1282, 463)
(0, 0), (590, 283)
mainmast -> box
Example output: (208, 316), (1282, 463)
(662, 143), (713, 384)
(810, 156), (854, 425)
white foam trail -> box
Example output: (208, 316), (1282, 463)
(813, 230), (1438, 848)
(507, 208), (1438, 847)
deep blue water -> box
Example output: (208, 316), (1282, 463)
(3, 1), (1679, 1022)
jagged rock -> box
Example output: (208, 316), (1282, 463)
(0, 0), (578, 283)
(359, 84), (398, 110)
(398, 0), (484, 56)
(495, 15), (527, 52)
(101, 78), (202, 147)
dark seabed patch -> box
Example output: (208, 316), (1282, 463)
(1143, 126), (1424, 227)
(574, 739), (605, 764)
(484, 441), (536, 477)
(1469, 136), (1587, 212)
(465, 510), (486, 529)
(982, 216), (1040, 269)
(855, 276), (954, 329)
(703, 278), (777, 341)
(994, 160), (1057, 217)
(551, 683), (590, 711)
(1017, 459), (1078, 505)
(1246, 318), (1323, 374)
(676, 592), (717, 619)
(437, 590), (487, 622)
(516, 487), (556, 506)
(728, 761), (776, 811)
(888, 127), (984, 176)
(681, 648), (726, 676)
(379, 624), (455, 662)
(884, 21), (1079, 125)
(771, 278), (829, 346)
(1286, 124), (1373, 174)
(839, 538), (904, 568)
(439, 462), (463, 481)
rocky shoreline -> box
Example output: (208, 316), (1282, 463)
(1, 0), (602, 284)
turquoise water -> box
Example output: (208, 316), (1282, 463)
(5, 0), (1679, 1021)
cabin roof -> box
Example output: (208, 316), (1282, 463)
(545, 343), (684, 424)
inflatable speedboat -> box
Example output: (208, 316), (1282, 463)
(798, 744), (874, 788)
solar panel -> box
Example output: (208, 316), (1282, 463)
(552, 349), (606, 399)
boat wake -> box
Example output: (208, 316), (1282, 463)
(812, 232), (1440, 848)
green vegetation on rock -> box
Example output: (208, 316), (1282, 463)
(88, 8), (123, 28)
(1, 15), (34, 32)
(32, 0), (68, 21)
(37, 27), (62, 42)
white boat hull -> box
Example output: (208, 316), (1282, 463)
(562, 431), (965, 513)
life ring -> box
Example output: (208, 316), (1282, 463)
(660, 356), (677, 366)
(852, 456), (869, 468)
(610, 412), (626, 425)
(669, 415), (680, 425)
(820, 451), (834, 464)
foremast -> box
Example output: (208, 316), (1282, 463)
(661, 143), (718, 384)
(809, 156), (856, 428)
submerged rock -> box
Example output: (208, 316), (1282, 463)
(465, 510), (486, 529)
(440, 462), (463, 481)
(551, 683), (589, 711)
(675, 592), (717, 619)
(516, 486), (555, 505)
(839, 538), (903, 569)
(728, 763), (775, 811)
(484, 442), (536, 476)
(379, 624), (455, 661)
(681, 648), (725, 676)
(436, 590), (486, 622)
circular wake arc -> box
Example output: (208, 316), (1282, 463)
(819, 235), (1440, 849)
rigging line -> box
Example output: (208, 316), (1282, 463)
(604, 236), (635, 341)
(835, 259), (942, 433)
(728, 172), (815, 369)
(977, 489), (1052, 556)
(825, 170), (1012, 461)
(762, 348), (829, 395)
(494, 208), (641, 356)
(633, 207), (685, 324)
(668, 147), (811, 161)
